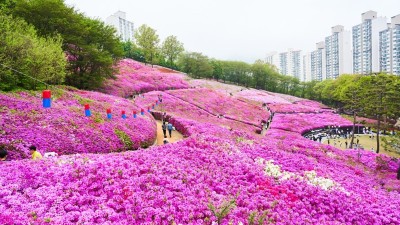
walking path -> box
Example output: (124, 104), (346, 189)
(155, 120), (184, 145)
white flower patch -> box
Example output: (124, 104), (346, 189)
(255, 158), (294, 180)
(256, 158), (350, 195)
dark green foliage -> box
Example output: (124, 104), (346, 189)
(0, 12), (66, 91)
(8, 0), (123, 90)
(122, 41), (145, 62)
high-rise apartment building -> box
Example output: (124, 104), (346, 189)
(106, 11), (135, 42)
(303, 53), (312, 82)
(352, 11), (387, 74)
(266, 49), (302, 79)
(279, 49), (302, 79)
(325, 25), (353, 79)
(380, 15), (400, 75)
(310, 42), (326, 81)
(265, 51), (281, 73)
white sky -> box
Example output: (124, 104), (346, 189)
(64, 0), (399, 63)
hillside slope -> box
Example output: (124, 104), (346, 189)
(1, 60), (399, 224)
(0, 88), (156, 159)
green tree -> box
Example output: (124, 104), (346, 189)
(134, 24), (160, 65)
(0, 13), (66, 91)
(177, 52), (213, 78)
(251, 60), (267, 89)
(336, 75), (363, 148)
(10, 0), (123, 90)
(358, 74), (399, 153)
(161, 35), (184, 68)
(210, 59), (223, 81)
(122, 41), (145, 62)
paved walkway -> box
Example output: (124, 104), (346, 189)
(155, 120), (184, 145)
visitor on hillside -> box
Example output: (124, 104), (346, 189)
(345, 141), (348, 149)
(0, 147), (9, 161)
(162, 122), (167, 138)
(318, 136), (322, 143)
(167, 122), (173, 138)
(397, 165), (400, 180)
(29, 145), (42, 160)
(162, 112), (167, 122)
(163, 138), (169, 145)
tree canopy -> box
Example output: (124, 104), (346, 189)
(0, 13), (66, 91)
(161, 35), (184, 68)
(6, 0), (123, 90)
(134, 24), (160, 65)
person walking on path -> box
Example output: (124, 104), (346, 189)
(162, 122), (167, 138)
(167, 122), (173, 138)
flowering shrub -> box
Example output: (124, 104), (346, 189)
(268, 103), (333, 113)
(234, 89), (292, 104)
(102, 59), (189, 97)
(166, 88), (270, 127)
(135, 91), (262, 135)
(0, 89), (156, 159)
(294, 100), (330, 109)
(189, 79), (245, 94)
(1, 76), (400, 224)
(270, 112), (354, 134)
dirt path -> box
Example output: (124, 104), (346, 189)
(155, 120), (184, 145)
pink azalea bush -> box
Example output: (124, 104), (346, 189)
(266, 91), (304, 103)
(135, 91), (262, 135)
(0, 89), (156, 159)
(1, 130), (399, 224)
(189, 79), (245, 94)
(166, 88), (270, 127)
(1, 75), (400, 224)
(294, 100), (330, 109)
(268, 103), (332, 113)
(270, 112), (354, 134)
(234, 89), (292, 104)
(102, 59), (189, 97)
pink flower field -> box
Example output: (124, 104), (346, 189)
(0, 89), (156, 160)
(102, 59), (190, 97)
(234, 89), (292, 104)
(270, 112), (354, 134)
(1, 62), (399, 224)
(166, 88), (270, 127)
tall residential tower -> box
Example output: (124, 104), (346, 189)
(106, 11), (135, 42)
(379, 15), (400, 75)
(279, 49), (302, 79)
(325, 25), (353, 79)
(352, 11), (387, 74)
(266, 49), (302, 79)
(310, 42), (326, 81)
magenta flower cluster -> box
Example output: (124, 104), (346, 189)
(0, 90), (156, 159)
(1, 60), (399, 224)
(102, 59), (189, 97)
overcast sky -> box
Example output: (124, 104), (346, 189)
(64, 0), (398, 63)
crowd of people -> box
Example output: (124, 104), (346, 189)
(304, 125), (363, 149)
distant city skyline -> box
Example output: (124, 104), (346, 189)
(64, 0), (398, 63)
